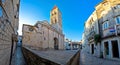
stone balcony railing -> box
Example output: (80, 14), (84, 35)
(87, 31), (95, 41)
(102, 24), (120, 38)
(102, 26), (116, 38)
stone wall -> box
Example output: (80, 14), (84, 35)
(22, 47), (80, 65)
(0, 0), (20, 65)
(22, 47), (60, 65)
(67, 50), (80, 65)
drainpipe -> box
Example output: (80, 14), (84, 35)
(9, 34), (14, 65)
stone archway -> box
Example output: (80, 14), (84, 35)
(54, 37), (59, 50)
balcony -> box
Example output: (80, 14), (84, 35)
(102, 26), (116, 38)
(87, 31), (95, 42)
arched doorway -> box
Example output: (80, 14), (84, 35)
(54, 37), (59, 50)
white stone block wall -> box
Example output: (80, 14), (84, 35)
(0, 0), (20, 65)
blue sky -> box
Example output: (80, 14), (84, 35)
(19, 0), (102, 41)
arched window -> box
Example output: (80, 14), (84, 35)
(54, 12), (56, 15)
(55, 19), (57, 23)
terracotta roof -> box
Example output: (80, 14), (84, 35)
(52, 5), (58, 11)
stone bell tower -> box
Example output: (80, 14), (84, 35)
(50, 6), (62, 33)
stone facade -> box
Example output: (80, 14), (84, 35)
(22, 6), (64, 50)
(83, 0), (120, 60)
(0, 0), (20, 65)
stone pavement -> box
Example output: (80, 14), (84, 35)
(11, 46), (26, 65)
(24, 47), (79, 65)
(80, 50), (120, 65)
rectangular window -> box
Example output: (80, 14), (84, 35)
(0, 6), (3, 17)
(103, 21), (109, 30)
(115, 16), (120, 24)
(117, 5), (120, 9)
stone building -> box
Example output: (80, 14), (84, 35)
(64, 39), (81, 50)
(22, 6), (64, 50)
(70, 41), (81, 50)
(83, 11), (100, 57)
(0, 0), (20, 65)
(83, 0), (120, 60)
(64, 39), (71, 50)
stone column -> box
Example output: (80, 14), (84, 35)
(103, 42), (106, 58)
(109, 40), (113, 58)
(117, 37), (120, 58)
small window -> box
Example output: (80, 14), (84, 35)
(29, 27), (33, 32)
(2, 0), (5, 3)
(103, 21), (109, 30)
(114, 4), (120, 9)
(1, 23), (5, 30)
(115, 16), (120, 24)
(52, 13), (54, 16)
(55, 19), (57, 23)
(117, 4), (120, 8)
(103, 2), (108, 6)
(0, 6), (3, 17)
(54, 12), (56, 15)
(44, 37), (46, 40)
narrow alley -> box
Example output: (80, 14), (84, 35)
(11, 43), (26, 65)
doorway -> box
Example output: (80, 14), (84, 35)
(91, 44), (94, 54)
(111, 40), (119, 58)
(54, 37), (59, 50)
(104, 42), (109, 55)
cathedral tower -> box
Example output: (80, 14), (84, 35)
(50, 6), (62, 33)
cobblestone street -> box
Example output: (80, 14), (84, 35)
(80, 49), (120, 65)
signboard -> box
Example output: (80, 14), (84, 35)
(109, 27), (115, 32)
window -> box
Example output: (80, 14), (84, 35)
(0, 6), (3, 17)
(103, 2), (108, 6)
(44, 37), (46, 40)
(52, 13), (54, 16)
(91, 26), (94, 31)
(29, 27), (33, 32)
(117, 4), (120, 8)
(2, 0), (5, 3)
(55, 19), (57, 23)
(54, 12), (56, 15)
(114, 4), (120, 9)
(103, 21), (109, 30)
(115, 16), (120, 24)
(1, 23), (5, 30)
